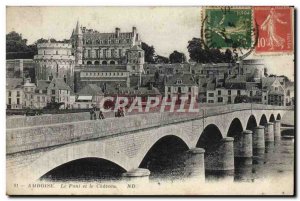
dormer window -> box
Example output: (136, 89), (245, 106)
(176, 79), (183, 84)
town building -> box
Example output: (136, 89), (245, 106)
(23, 78), (75, 109)
(285, 81), (294, 106)
(74, 65), (130, 91)
(164, 73), (199, 103)
(103, 85), (162, 109)
(73, 84), (104, 109)
(6, 78), (24, 109)
(262, 77), (285, 106)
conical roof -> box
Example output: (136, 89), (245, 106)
(74, 20), (82, 35)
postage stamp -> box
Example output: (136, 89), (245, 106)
(254, 6), (294, 54)
(203, 7), (253, 49)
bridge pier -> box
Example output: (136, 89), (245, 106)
(122, 168), (150, 183)
(252, 126), (265, 156)
(205, 137), (234, 172)
(274, 120), (281, 140)
(185, 148), (205, 182)
(265, 122), (275, 151)
(234, 130), (253, 165)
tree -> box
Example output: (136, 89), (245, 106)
(187, 38), (204, 63)
(141, 42), (155, 63)
(187, 37), (235, 63)
(6, 31), (29, 52)
(234, 95), (250, 103)
(169, 51), (186, 63)
(155, 55), (169, 64)
(6, 31), (37, 59)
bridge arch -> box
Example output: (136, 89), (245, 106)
(17, 141), (132, 181)
(196, 124), (223, 150)
(227, 118), (244, 138)
(134, 130), (193, 169)
(259, 114), (268, 126)
(246, 115), (258, 130)
(41, 157), (126, 181)
(276, 113), (282, 120)
(269, 114), (275, 122)
(138, 135), (189, 173)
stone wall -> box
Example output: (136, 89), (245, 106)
(6, 112), (90, 129)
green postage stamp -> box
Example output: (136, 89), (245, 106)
(203, 7), (253, 49)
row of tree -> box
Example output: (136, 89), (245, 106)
(141, 42), (186, 64)
(187, 38), (237, 63)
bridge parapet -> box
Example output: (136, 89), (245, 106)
(6, 104), (292, 129)
(6, 112), (91, 129)
(6, 104), (292, 154)
(7, 112), (201, 154)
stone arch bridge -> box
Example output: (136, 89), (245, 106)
(6, 104), (293, 183)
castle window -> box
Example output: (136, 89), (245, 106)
(176, 80), (182, 84)
(56, 51), (58, 55)
(87, 61), (92, 65)
(138, 52), (142, 58)
(111, 49), (114, 58)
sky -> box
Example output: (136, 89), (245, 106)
(6, 6), (294, 81)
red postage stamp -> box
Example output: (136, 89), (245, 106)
(254, 6), (294, 54)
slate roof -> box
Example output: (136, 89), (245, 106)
(262, 77), (277, 89)
(48, 78), (74, 92)
(77, 84), (104, 96)
(165, 73), (197, 86)
(6, 78), (23, 90)
(104, 86), (161, 96)
(36, 80), (51, 91)
(130, 45), (143, 51)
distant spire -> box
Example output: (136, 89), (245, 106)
(75, 20), (82, 35)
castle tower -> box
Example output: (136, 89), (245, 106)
(73, 21), (83, 65)
(126, 45), (145, 76)
(34, 41), (75, 89)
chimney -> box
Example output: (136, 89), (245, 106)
(149, 83), (153, 90)
(132, 26), (137, 34)
(115, 27), (120, 38)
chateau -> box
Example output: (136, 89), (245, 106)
(70, 21), (145, 91)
